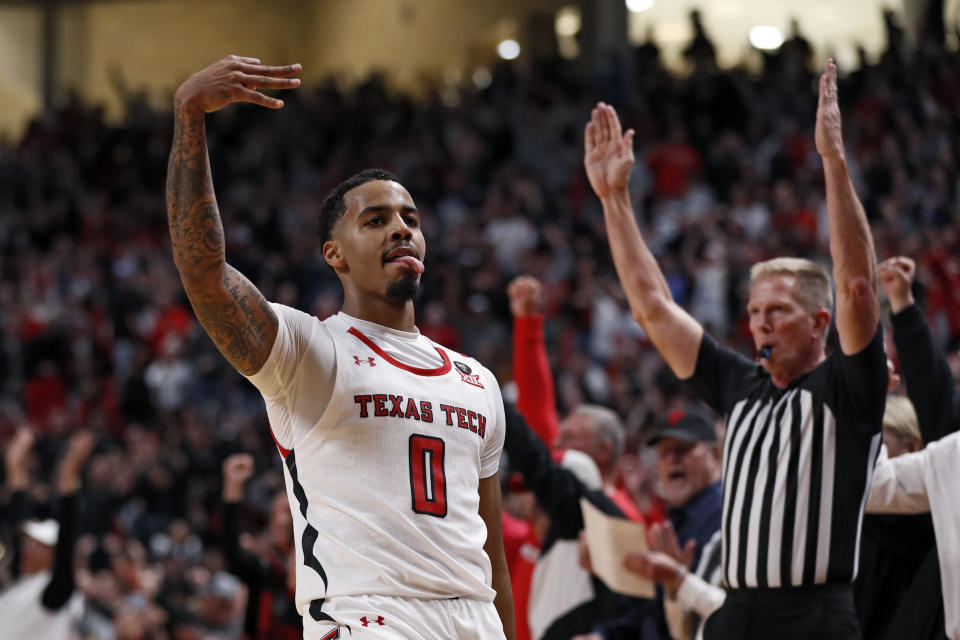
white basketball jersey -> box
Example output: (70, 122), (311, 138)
(245, 305), (505, 619)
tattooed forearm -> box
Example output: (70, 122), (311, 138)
(166, 107), (224, 277)
(166, 104), (278, 375)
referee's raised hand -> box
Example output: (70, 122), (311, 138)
(174, 55), (301, 116)
(815, 59), (844, 160)
(584, 102), (635, 200)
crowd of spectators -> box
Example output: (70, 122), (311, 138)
(2, 8), (960, 638)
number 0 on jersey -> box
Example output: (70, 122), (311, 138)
(409, 434), (448, 517)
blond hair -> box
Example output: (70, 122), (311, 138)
(750, 257), (833, 314)
(883, 396), (921, 445)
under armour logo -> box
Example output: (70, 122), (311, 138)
(360, 615), (385, 627)
(353, 356), (376, 366)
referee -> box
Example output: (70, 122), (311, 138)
(583, 59), (885, 639)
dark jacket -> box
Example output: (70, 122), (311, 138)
(504, 403), (660, 640)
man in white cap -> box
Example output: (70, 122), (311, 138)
(0, 429), (94, 639)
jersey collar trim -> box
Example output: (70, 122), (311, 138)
(338, 311), (421, 339)
(348, 326), (452, 377)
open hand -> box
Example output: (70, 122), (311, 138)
(815, 59), (844, 160)
(584, 102), (635, 200)
(174, 55), (301, 116)
(647, 520), (696, 569)
(878, 256), (916, 313)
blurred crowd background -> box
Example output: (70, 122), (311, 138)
(1, 4), (960, 638)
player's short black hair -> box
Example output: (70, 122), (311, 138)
(318, 169), (402, 244)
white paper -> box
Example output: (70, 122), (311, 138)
(580, 497), (655, 598)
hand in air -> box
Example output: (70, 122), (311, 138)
(4, 427), (34, 473)
(4, 427), (35, 488)
(174, 55), (301, 115)
(878, 256), (916, 312)
(57, 431), (97, 493)
(507, 275), (545, 318)
(223, 453), (256, 485)
(584, 102), (635, 200)
(815, 59), (844, 160)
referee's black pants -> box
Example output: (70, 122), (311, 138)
(703, 583), (862, 640)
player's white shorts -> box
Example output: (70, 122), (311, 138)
(303, 594), (506, 640)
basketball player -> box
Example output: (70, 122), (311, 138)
(166, 55), (515, 640)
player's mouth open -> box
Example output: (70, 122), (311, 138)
(383, 246), (424, 274)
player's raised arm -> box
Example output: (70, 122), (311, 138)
(166, 55), (300, 375)
(816, 60), (879, 354)
(584, 103), (703, 379)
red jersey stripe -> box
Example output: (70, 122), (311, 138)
(348, 327), (452, 377)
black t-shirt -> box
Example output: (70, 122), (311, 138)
(684, 326), (887, 589)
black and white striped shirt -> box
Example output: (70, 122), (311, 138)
(685, 328), (887, 589)
(695, 529), (724, 591)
